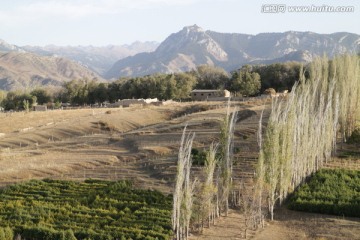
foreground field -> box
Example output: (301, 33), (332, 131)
(0, 101), (359, 239)
(0, 179), (172, 239)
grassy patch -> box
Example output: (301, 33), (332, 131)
(0, 179), (172, 240)
(288, 169), (360, 218)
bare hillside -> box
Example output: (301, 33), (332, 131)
(0, 51), (103, 91)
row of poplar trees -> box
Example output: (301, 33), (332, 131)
(172, 102), (238, 240)
(257, 54), (360, 221)
(171, 54), (360, 239)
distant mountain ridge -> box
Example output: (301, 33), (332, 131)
(22, 41), (159, 75)
(0, 39), (159, 91)
(106, 25), (360, 79)
(0, 39), (26, 53)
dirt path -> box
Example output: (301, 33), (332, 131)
(190, 207), (360, 240)
(254, 208), (360, 240)
(190, 210), (248, 240)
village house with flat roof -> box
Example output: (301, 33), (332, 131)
(190, 89), (231, 101)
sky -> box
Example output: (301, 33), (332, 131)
(1, 0), (359, 46)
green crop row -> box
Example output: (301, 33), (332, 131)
(288, 169), (360, 217)
(0, 179), (173, 240)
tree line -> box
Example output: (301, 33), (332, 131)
(0, 62), (305, 111)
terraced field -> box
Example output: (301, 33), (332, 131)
(0, 102), (264, 190)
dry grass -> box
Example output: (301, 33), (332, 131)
(0, 106), (176, 187)
(253, 208), (360, 240)
(141, 146), (173, 155)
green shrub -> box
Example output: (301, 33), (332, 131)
(191, 148), (207, 166)
(62, 229), (77, 240)
(0, 228), (6, 240)
(0, 227), (12, 240)
(3, 227), (13, 240)
(288, 169), (360, 217)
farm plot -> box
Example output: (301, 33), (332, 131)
(0, 179), (173, 240)
(288, 169), (360, 218)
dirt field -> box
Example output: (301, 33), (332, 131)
(189, 204), (360, 240)
(0, 100), (359, 239)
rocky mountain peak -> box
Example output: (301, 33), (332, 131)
(182, 24), (204, 34)
(0, 39), (25, 53)
(155, 25), (227, 62)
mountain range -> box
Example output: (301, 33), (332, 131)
(106, 25), (360, 78)
(22, 42), (159, 75)
(0, 40), (158, 91)
(1, 25), (359, 91)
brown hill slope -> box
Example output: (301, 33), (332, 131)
(0, 51), (104, 91)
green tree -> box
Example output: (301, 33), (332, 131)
(174, 72), (197, 99)
(164, 74), (176, 100)
(217, 101), (237, 216)
(230, 66), (261, 96)
(2, 92), (37, 111)
(194, 65), (229, 89)
(251, 62), (302, 92)
(90, 83), (108, 104)
(30, 89), (52, 105)
(3, 92), (17, 110)
(61, 80), (82, 104)
(32, 96), (37, 107)
(62, 79), (98, 105)
(0, 90), (7, 108)
(107, 81), (122, 102)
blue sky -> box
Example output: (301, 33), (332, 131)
(1, 0), (359, 46)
